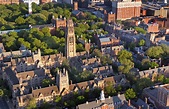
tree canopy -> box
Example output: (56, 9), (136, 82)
(118, 50), (134, 73)
(125, 88), (136, 100)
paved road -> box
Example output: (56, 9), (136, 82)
(0, 98), (9, 109)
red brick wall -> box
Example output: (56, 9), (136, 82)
(40, 0), (51, 4)
(0, 0), (19, 4)
(117, 7), (140, 20)
(147, 24), (159, 33)
(107, 13), (115, 23)
(74, 2), (78, 10)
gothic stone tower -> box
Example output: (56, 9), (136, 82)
(65, 19), (76, 58)
(56, 68), (69, 93)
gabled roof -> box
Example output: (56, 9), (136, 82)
(5, 67), (19, 84)
(32, 86), (59, 98)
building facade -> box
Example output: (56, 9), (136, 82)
(65, 19), (76, 58)
(112, 0), (142, 20)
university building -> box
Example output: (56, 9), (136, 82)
(112, 0), (142, 20)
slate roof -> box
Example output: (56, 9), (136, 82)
(32, 85), (59, 98)
(5, 67), (19, 84)
(78, 94), (126, 109)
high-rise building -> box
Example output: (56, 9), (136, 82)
(65, 19), (76, 58)
(112, 0), (142, 20)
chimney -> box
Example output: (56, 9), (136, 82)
(128, 99), (131, 106)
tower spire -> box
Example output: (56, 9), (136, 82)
(65, 19), (76, 58)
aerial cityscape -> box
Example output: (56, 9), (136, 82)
(0, 0), (169, 108)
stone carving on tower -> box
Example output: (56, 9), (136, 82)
(65, 19), (76, 58)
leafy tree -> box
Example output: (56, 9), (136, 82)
(134, 27), (146, 34)
(138, 39), (145, 46)
(0, 89), (4, 97)
(76, 43), (85, 52)
(55, 96), (62, 104)
(125, 88), (136, 100)
(76, 95), (85, 104)
(146, 46), (164, 59)
(118, 50), (132, 62)
(135, 78), (153, 92)
(92, 49), (102, 58)
(78, 70), (94, 82)
(42, 79), (54, 87)
(26, 98), (36, 109)
(15, 16), (25, 25)
(104, 81), (116, 96)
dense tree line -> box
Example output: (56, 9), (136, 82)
(0, 3), (72, 30)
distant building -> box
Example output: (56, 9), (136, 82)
(40, 0), (51, 3)
(0, 0), (19, 4)
(105, 12), (116, 23)
(143, 84), (169, 109)
(147, 23), (159, 33)
(112, 0), (141, 20)
(21, 0), (40, 4)
(77, 92), (134, 109)
(53, 16), (66, 30)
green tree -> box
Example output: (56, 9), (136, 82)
(78, 71), (94, 82)
(42, 79), (53, 87)
(118, 50), (132, 62)
(134, 27), (146, 34)
(135, 78), (153, 92)
(138, 39), (145, 46)
(55, 96), (62, 104)
(125, 88), (136, 100)
(76, 95), (85, 104)
(15, 16), (25, 25)
(92, 49), (102, 58)
(0, 89), (4, 97)
(146, 46), (164, 58)
(104, 81), (116, 96)
(76, 43), (85, 52)
(26, 98), (36, 109)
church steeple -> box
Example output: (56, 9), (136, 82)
(65, 19), (76, 58)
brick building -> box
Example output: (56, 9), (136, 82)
(147, 23), (159, 33)
(0, 0), (19, 4)
(40, 0), (51, 4)
(112, 0), (142, 20)
(105, 12), (116, 23)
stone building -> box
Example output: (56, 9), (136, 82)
(77, 92), (133, 109)
(112, 0), (141, 20)
(65, 19), (76, 58)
